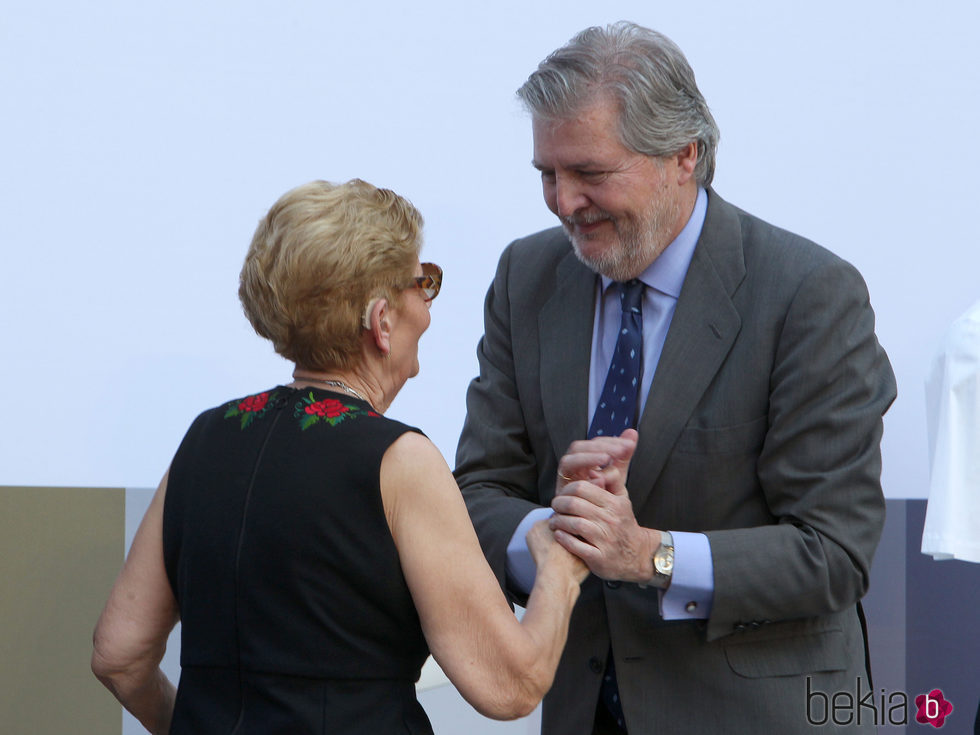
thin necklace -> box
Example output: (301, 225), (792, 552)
(296, 377), (368, 403)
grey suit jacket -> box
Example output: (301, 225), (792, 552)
(455, 190), (896, 734)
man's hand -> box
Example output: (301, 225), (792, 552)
(554, 428), (637, 489)
(550, 429), (662, 582)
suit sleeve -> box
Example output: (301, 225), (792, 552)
(455, 242), (548, 596)
(705, 257), (896, 641)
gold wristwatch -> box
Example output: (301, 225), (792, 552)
(639, 530), (673, 589)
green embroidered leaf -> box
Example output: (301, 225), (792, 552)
(301, 415), (318, 431)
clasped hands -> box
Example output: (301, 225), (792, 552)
(549, 429), (663, 584)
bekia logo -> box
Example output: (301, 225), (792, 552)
(915, 689), (953, 728)
(806, 678), (954, 728)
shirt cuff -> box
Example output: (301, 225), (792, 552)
(505, 507), (554, 595)
(659, 531), (714, 620)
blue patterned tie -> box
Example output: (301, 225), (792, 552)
(589, 279), (644, 439)
(589, 279), (643, 733)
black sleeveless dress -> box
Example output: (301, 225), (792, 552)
(162, 386), (433, 734)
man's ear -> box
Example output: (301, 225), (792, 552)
(674, 141), (698, 184)
(363, 297), (392, 357)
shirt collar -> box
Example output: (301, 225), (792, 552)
(600, 186), (707, 298)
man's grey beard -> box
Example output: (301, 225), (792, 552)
(563, 200), (679, 282)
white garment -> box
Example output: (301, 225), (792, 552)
(922, 299), (980, 562)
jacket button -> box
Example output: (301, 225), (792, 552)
(749, 621), (761, 630)
(734, 623), (747, 633)
(605, 580), (621, 589)
(588, 657), (603, 674)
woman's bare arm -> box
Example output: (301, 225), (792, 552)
(91, 471), (179, 735)
(380, 432), (589, 719)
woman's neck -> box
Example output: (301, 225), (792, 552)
(290, 367), (389, 413)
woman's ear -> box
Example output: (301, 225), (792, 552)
(363, 297), (392, 357)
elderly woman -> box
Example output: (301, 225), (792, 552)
(90, 179), (617, 734)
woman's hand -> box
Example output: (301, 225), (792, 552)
(381, 432), (584, 718)
(526, 519), (590, 584)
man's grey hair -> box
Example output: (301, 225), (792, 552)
(517, 21), (720, 187)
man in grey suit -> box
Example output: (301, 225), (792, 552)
(455, 22), (896, 735)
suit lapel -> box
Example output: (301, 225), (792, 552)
(540, 249), (597, 463)
(629, 191), (746, 510)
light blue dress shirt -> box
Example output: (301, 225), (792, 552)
(507, 187), (714, 620)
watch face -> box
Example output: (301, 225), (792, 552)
(655, 548), (673, 575)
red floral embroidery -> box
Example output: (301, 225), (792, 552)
(305, 398), (349, 419)
(225, 390), (278, 429)
(295, 392), (376, 430)
(239, 392), (270, 412)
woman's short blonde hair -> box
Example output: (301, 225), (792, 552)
(239, 179), (423, 371)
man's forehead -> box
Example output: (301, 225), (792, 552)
(530, 105), (629, 168)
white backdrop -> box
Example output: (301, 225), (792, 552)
(3, 2), (979, 495)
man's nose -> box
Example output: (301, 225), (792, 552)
(554, 176), (588, 218)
